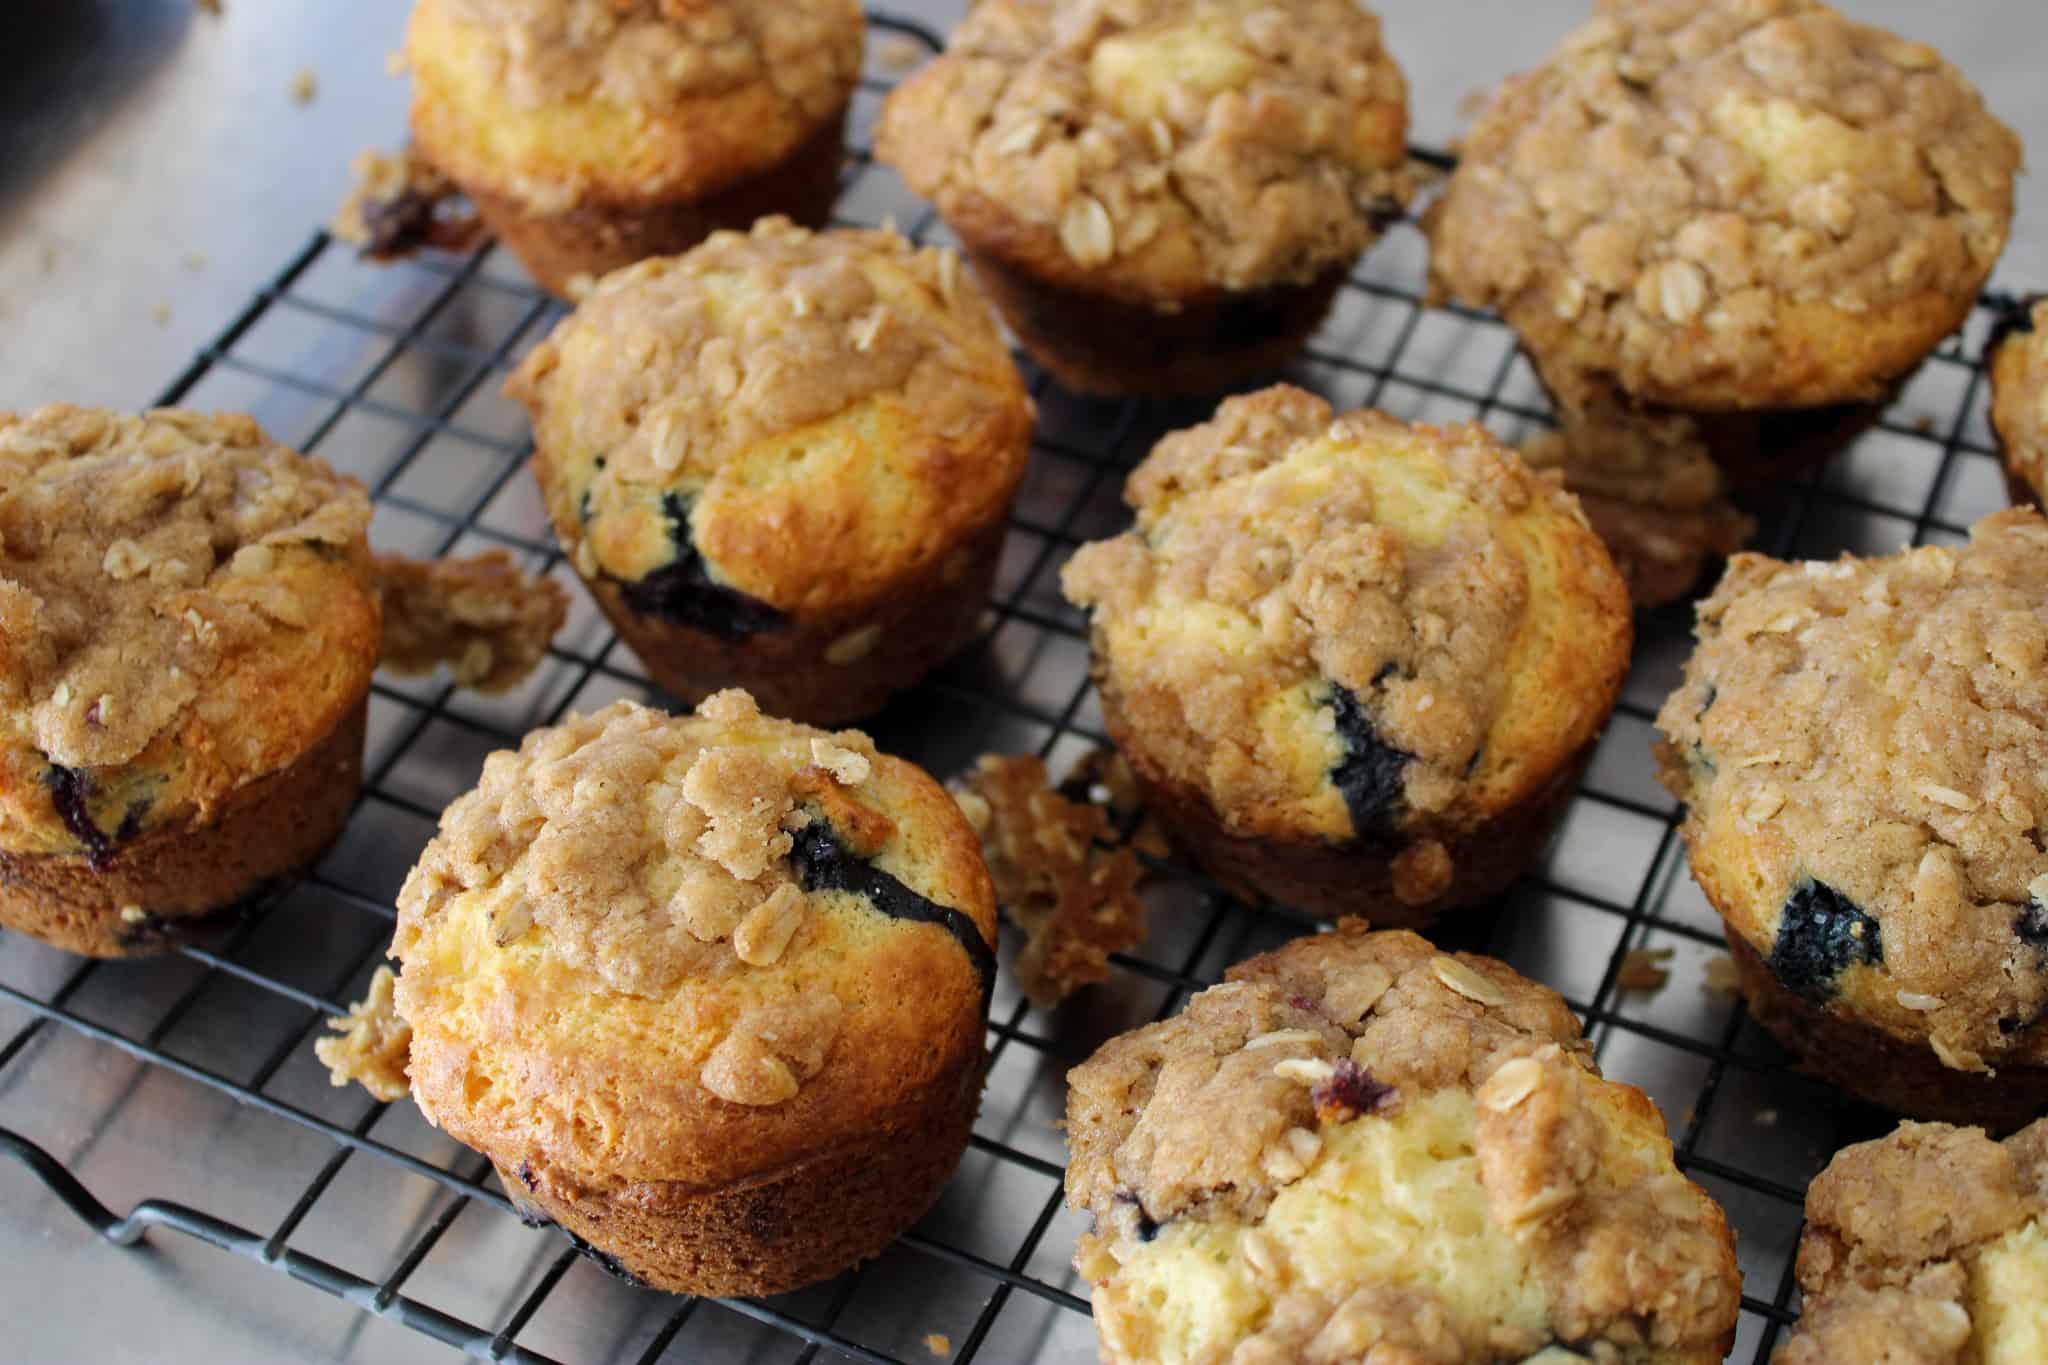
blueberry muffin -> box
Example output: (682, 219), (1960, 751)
(506, 219), (1035, 725)
(876, 0), (1411, 397)
(1989, 296), (2048, 511)
(1061, 386), (1631, 924)
(405, 0), (863, 298)
(0, 406), (380, 957)
(1065, 921), (1741, 1364)
(1430, 0), (2021, 602)
(390, 691), (997, 1296)
(1655, 511), (2048, 1130)
(1777, 1118), (2048, 1364)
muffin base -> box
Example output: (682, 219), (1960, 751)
(468, 109), (848, 300)
(582, 520), (1005, 727)
(963, 252), (1347, 399)
(1101, 690), (1590, 926)
(0, 698), (367, 958)
(494, 1051), (983, 1297)
(1726, 936), (2048, 1134)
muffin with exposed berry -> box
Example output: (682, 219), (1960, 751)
(507, 218), (1035, 725)
(1061, 386), (1631, 924)
(1656, 510), (2048, 1130)
(389, 691), (996, 1295)
(1065, 921), (1741, 1364)
(877, 0), (1411, 397)
(405, 0), (864, 297)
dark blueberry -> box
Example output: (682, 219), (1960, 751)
(1986, 291), (2045, 362)
(1767, 879), (1883, 1003)
(1328, 681), (1412, 840)
(516, 1160), (539, 1190)
(788, 820), (996, 1005)
(43, 765), (114, 871)
(614, 492), (787, 640)
(1112, 1190), (1161, 1243)
(356, 186), (483, 261)
(1310, 1058), (1397, 1124)
(2017, 897), (2048, 951)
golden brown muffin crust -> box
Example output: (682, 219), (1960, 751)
(507, 218), (1034, 619)
(0, 405), (378, 857)
(393, 691), (996, 1190)
(1991, 299), (2048, 508)
(1429, 0), (2019, 412)
(877, 0), (1411, 301)
(1778, 1119), (2048, 1364)
(1654, 511), (2048, 1075)
(1061, 386), (1631, 855)
(1066, 923), (1740, 1363)
(407, 0), (862, 211)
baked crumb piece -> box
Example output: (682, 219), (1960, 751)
(315, 966), (412, 1102)
(197, 0), (221, 14)
(1702, 953), (1741, 996)
(373, 550), (568, 694)
(923, 1333), (950, 1356)
(950, 752), (1147, 1008)
(331, 146), (485, 261)
(877, 35), (925, 73)
(1617, 946), (1674, 994)
(289, 68), (319, 106)
(1057, 745), (1170, 859)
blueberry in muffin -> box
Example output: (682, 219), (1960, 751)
(877, 0), (1412, 397)
(404, 0), (864, 297)
(1065, 921), (1741, 1364)
(1430, 0), (2021, 604)
(506, 218), (1035, 725)
(1061, 386), (1631, 924)
(1655, 510), (2048, 1130)
(389, 691), (996, 1295)
(0, 406), (381, 957)
(1776, 1118), (2048, 1364)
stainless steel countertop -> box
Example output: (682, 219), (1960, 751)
(1, 2), (2044, 1362)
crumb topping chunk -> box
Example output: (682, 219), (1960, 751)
(373, 550), (569, 694)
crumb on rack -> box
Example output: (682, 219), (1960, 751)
(315, 967), (412, 1102)
(152, 301), (172, 327)
(196, 0), (222, 13)
(1617, 946), (1674, 993)
(878, 35), (926, 72)
(290, 68), (319, 106)
(950, 752), (1148, 1008)
(182, 252), (207, 272)
(1701, 953), (1741, 996)
(331, 146), (486, 261)
(924, 1334), (950, 1357)
(372, 550), (569, 694)
(1057, 746), (1170, 859)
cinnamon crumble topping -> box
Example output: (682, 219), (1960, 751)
(373, 550), (568, 693)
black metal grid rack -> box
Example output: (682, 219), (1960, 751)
(0, 10), (2029, 1363)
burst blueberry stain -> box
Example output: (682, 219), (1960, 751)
(788, 820), (995, 1003)
(1768, 879), (1883, 1002)
(2016, 896), (2048, 950)
(1328, 680), (1411, 839)
(614, 492), (787, 639)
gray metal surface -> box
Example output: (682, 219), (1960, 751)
(0, 3), (2043, 1363)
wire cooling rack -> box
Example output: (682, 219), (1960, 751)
(0, 10), (2031, 1363)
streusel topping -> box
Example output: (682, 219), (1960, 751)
(506, 218), (1031, 610)
(1780, 1119), (2048, 1365)
(1991, 299), (2048, 499)
(432, 0), (860, 118)
(877, 0), (1410, 296)
(1655, 511), (2048, 1070)
(1062, 387), (1565, 839)
(1066, 924), (1739, 1363)
(0, 405), (370, 771)
(1430, 0), (2018, 403)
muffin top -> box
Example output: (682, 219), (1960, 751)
(0, 406), (378, 861)
(1065, 923), (1740, 1364)
(1654, 511), (2048, 1074)
(1991, 297), (2048, 504)
(1780, 1118), (2048, 1365)
(1429, 0), (2019, 412)
(876, 0), (1411, 301)
(1060, 387), (1629, 891)
(391, 691), (996, 1187)
(406, 0), (864, 211)
(507, 219), (1034, 631)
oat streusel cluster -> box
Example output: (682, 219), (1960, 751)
(1656, 511), (2048, 1077)
(0, 405), (377, 855)
(877, 0), (1411, 297)
(1778, 1119), (2048, 1364)
(1065, 924), (1740, 1363)
(1430, 0), (2019, 412)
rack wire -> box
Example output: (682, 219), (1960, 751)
(0, 10), (2029, 1362)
